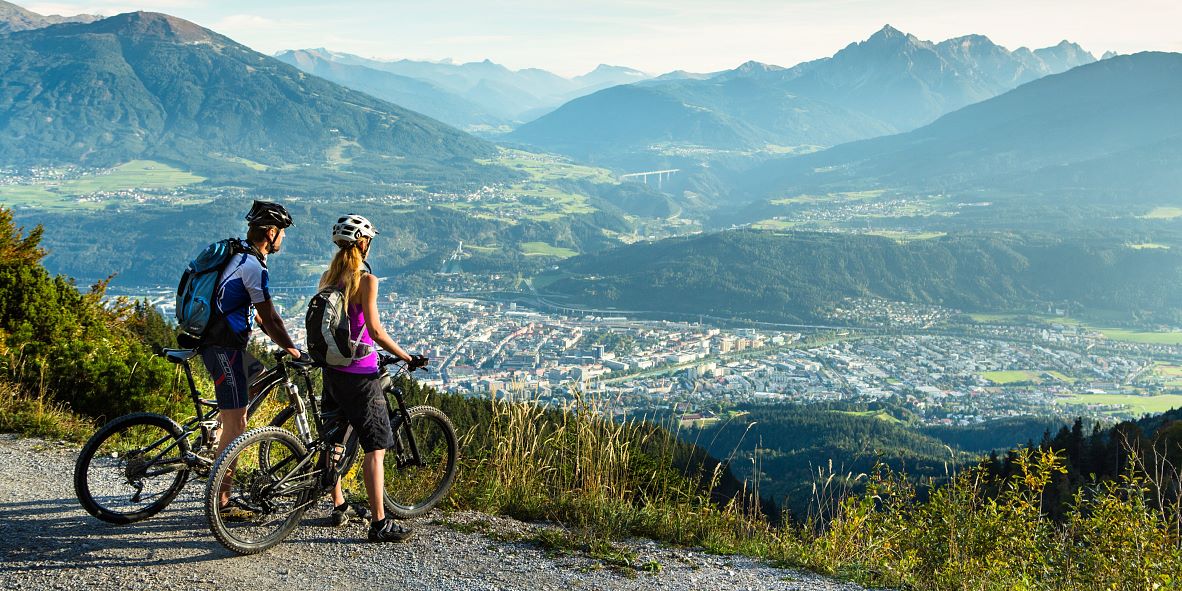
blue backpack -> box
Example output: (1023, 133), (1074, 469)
(175, 238), (246, 336)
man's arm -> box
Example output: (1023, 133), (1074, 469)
(254, 299), (300, 358)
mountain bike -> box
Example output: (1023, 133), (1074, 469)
(73, 347), (315, 524)
(203, 353), (458, 554)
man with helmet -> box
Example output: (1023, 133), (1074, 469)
(318, 213), (427, 541)
(201, 200), (304, 515)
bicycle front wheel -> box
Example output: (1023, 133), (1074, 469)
(74, 412), (190, 524)
(205, 426), (312, 555)
(383, 405), (459, 519)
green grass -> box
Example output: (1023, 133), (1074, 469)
(1154, 363), (1182, 378)
(484, 148), (617, 185)
(1045, 371), (1077, 384)
(1056, 393), (1182, 415)
(865, 230), (946, 243)
(966, 313), (1182, 345)
(464, 244), (501, 254)
(521, 242), (578, 258)
(752, 219), (803, 230)
(832, 410), (903, 424)
(211, 153), (270, 171)
(0, 160), (205, 211)
(64, 160), (204, 192)
(770, 190), (885, 206)
(1097, 328), (1182, 345)
(0, 381), (94, 443)
(1140, 207), (1182, 220)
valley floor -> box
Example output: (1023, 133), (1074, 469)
(0, 434), (868, 591)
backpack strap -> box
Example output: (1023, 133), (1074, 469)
(236, 238), (267, 269)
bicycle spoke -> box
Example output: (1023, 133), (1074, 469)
(81, 419), (189, 519)
(207, 427), (311, 554)
(384, 407), (458, 517)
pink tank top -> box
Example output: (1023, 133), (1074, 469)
(336, 302), (378, 374)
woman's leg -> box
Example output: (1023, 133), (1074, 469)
(332, 480), (346, 507)
(362, 449), (386, 522)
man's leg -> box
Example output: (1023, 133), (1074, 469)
(217, 407), (248, 506)
(201, 346), (250, 508)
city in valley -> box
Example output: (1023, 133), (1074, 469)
(115, 281), (1182, 429)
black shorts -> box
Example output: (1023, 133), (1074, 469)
(200, 347), (264, 411)
(321, 369), (394, 453)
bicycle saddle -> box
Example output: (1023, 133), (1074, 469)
(163, 349), (199, 364)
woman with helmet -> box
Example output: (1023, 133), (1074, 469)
(202, 200), (304, 517)
(319, 213), (426, 542)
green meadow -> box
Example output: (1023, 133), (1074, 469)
(1097, 327), (1182, 345)
(520, 242), (579, 258)
(865, 230), (946, 242)
(770, 189), (885, 206)
(0, 160), (205, 210)
(1057, 393), (1182, 416)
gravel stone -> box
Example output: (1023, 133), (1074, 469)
(0, 433), (872, 590)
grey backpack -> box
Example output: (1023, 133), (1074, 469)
(304, 280), (372, 367)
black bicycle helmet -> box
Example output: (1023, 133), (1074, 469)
(244, 200), (294, 228)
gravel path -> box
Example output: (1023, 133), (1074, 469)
(0, 433), (869, 591)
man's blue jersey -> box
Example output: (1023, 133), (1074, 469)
(213, 252), (269, 347)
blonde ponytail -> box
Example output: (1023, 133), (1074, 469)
(319, 239), (367, 303)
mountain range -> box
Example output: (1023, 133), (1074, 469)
(276, 48), (650, 128)
(511, 26), (1095, 161)
(0, 11), (499, 188)
(0, 0), (97, 32)
(742, 51), (1182, 204)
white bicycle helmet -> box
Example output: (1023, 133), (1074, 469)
(332, 214), (379, 246)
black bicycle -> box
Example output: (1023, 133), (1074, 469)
(204, 353), (458, 554)
(73, 348), (315, 524)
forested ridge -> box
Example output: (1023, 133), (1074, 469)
(547, 229), (1182, 323)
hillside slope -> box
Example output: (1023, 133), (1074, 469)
(0, 12), (497, 185)
(544, 229), (1182, 322)
(745, 52), (1182, 202)
(274, 49), (505, 130)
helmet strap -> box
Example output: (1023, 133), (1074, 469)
(263, 227), (280, 255)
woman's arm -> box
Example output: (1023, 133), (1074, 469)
(359, 273), (412, 362)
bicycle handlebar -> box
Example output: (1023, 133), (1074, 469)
(271, 348), (313, 369)
(378, 351), (429, 373)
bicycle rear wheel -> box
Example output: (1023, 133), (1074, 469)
(383, 405), (458, 519)
(205, 426), (313, 555)
(74, 412), (190, 524)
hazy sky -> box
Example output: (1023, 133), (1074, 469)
(24, 0), (1182, 76)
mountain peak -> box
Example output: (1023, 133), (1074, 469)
(861, 24), (925, 50)
(730, 60), (784, 76)
(0, 0), (99, 32)
(85, 11), (216, 43)
(874, 24), (904, 37)
(588, 64), (644, 75)
(943, 34), (998, 47)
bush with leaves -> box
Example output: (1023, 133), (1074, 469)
(0, 208), (179, 422)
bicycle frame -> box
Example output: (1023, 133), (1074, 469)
(136, 349), (316, 477)
(252, 357), (428, 504)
